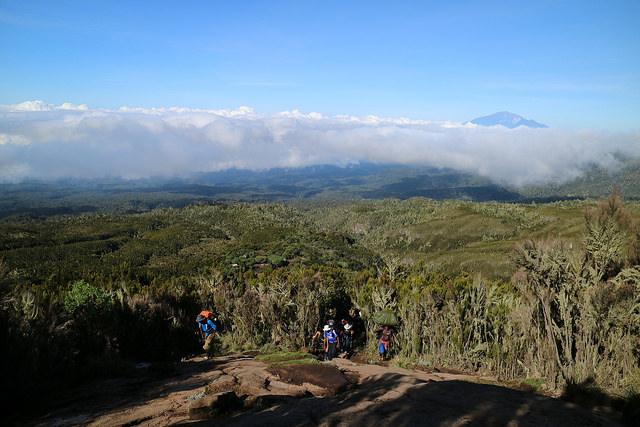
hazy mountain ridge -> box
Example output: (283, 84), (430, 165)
(520, 158), (640, 199)
(469, 111), (548, 128)
(2, 160), (639, 219)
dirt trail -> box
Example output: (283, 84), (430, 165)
(31, 354), (618, 427)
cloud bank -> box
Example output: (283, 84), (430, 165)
(1, 100), (639, 185)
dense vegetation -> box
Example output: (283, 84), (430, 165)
(1, 192), (639, 417)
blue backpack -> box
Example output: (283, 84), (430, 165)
(325, 329), (337, 343)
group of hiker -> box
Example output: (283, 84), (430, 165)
(313, 318), (356, 361)
(196, 308), (394, 361)
(312, 311), (394, 361)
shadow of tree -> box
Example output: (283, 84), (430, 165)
(194, 373), (619, 427)
(28, 363), (625, 427)
(562, 377), (638, 427)
(21, 358), (223, 427)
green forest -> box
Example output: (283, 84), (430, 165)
(1, 192), (639, 417)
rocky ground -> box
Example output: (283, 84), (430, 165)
(30, 354), (618, 427)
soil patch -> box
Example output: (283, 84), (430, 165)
(350, 352), (369, 365)
(268, 363), (350, 394)
(433, 366), (466, 375)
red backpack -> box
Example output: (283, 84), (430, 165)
(199, 310), (216, 320)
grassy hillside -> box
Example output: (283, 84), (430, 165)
(302, 199), (616, 279)
(2, 198), (629, 286)
(0, 203), (373, 288)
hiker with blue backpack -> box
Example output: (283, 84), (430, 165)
(323, 320), (339, 361)
(196, 310), (218, 357)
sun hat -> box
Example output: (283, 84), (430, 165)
(323, 325), (331, 331)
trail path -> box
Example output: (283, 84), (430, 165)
(31, 354), (617, 427)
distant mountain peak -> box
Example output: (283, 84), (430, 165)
(469, 112), (548, 129)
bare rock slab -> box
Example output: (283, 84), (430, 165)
(188, 390), (242, 420)
(268, 363), (350, 396)
(206, 374), (238, 394)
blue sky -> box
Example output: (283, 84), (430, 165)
(1, 0), (639, 129)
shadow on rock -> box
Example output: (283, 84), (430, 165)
(191, 374), (619, 427)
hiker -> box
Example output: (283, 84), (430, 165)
(311, 328), (324, 355)
(377, 325), (393, 360)
(196, 310), (218, 357)
(340, 319), (354, 354)
(338, 318), (347, 334)
(323, 323), (339, 361)
(352, 309), (365, 344)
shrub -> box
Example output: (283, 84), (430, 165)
(63, 280), (112, 316)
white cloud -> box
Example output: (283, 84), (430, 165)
(59, 102), (89, 111)
(9, 100), (53, 112)
(0, 134), (30, 146)
(0, 100), (638, 184)
(2, 100), (92, 112)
